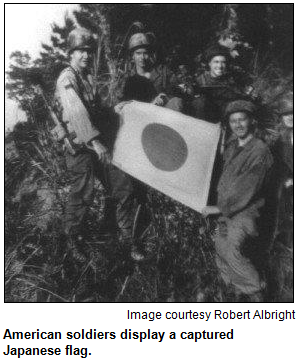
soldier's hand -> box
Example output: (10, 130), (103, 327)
(186, 84), (194, 96)
(91, 140), (110, 162)
(201, 206), (220, 218)
(152, 93), (167, 106)
(114, 101), (132, 114)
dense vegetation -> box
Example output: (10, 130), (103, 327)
(5, 4), (293, 302)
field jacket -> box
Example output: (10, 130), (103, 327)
(54, 65), (100, 146)
(121, 64), (179, 103)
(217, 136), (273, 236)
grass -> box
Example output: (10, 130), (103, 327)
(4, 94), (293, 303)
(4, 9), (293, 301)
(5, 143), (223, 303)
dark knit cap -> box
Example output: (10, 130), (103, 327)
(205, 44), (230, 63)
(224, 100), (257, 118)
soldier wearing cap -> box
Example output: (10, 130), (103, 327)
(275, 94), (293, 174)
(202, 100), (273, 302)
(116, 32), (184, 112)
(192, 44), (242, 123)
(270, 94), (293, 300)
(55, 28), (143, 260)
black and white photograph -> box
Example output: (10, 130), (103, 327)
(4, 3), (293, 303)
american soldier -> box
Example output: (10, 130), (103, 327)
(202, 100), (273, 301)
(117, 32), (184, 111)
(192, 44), (242, 123)
(55, 28), (144, 261)
(269, 94), (293, 301)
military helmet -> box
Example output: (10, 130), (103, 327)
(128, 32), (152, 52)
(68, 28), (96, 54)
(205, 44), (230, 63)
(224, 100), (257, 119)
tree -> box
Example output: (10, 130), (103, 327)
(5, 4), (293, 303)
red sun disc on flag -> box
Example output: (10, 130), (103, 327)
(141, 123), (188, 171)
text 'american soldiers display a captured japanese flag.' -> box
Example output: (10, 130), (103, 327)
(112, 101), (220, 212)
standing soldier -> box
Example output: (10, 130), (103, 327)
(269, 94), (293, 301)
(192, 44), (242, 123)
(117, 32), (184, 111)
(54, 28), (143, 261)
(202, 100), (273, 302)
(115, 31), (186, 260)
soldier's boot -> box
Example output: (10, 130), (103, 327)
(118, 220), (145, 262)
(118, 201), (148, 261)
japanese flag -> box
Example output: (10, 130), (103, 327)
(112, 101), (220, 212)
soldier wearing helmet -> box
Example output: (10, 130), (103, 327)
(55, 28), (144, 261)
(116, 32), (184, 112)
(201, 100), (273, 302)
(192, 44), (243, 123)
(275, 94), (293, 174)
(270, 94), (293, 301)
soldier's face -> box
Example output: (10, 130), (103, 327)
(132, 48), (150, 70)
(229, 112), (253, 139)
(209, 55), (227, 78)
(71, 49), (93, 70)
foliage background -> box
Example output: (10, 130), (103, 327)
(5, 4), (293, 302)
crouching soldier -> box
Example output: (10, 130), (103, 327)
(54, 28), (144, 261)
(202, 100), (273, 302)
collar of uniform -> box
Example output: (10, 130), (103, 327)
(70, 64), (90, 78)
(225, 134), (237, 146)
(238, 133), (254, 147)
(204, 71), (231, 85)
(224, 135), (256, 167)
(231, 134), (256, 151)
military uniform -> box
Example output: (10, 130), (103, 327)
(192, 70), (241, 204)
(214, 135), (273, 297)
(118, 64), (182, 246)
(118, 66), (180, 244)
(209, 100), (274, 299)
(122, 32), (184, 112)
(55, 65), (138, 239)
(192, 71), (241, 123)
(191, 44), (243, 123)
(274, 126), (293, 248)
(122, 64), (183, 111)
(269, 96), (293, 301)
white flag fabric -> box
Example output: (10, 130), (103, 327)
(112, 101), (220, 212)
